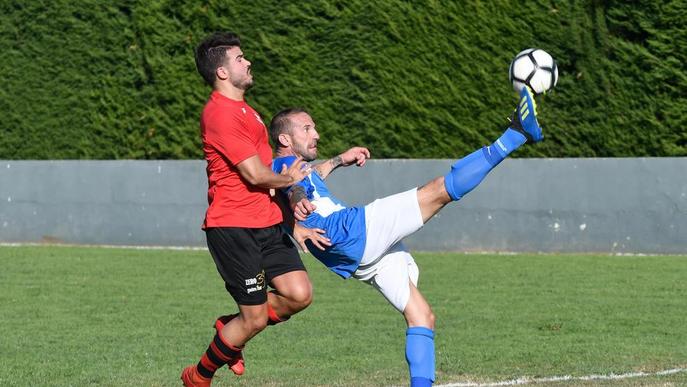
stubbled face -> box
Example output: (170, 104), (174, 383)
(223, 46), (253, 90)
(286, 112), (320, 161)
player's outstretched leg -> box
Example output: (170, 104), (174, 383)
(509, 86), (542, 143)
(443, 86), (541, 202)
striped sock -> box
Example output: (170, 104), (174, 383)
(196, 332), (243, 379)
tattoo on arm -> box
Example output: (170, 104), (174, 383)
(288, 185), (308, 208)
(331, 155), (343, 169)
(314, 155), (344, 179)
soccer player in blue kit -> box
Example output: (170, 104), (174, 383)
(271, 87), (542, 387)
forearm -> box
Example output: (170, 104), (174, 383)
(313, 155), (343, 179)
(251, 170), (296, 189)
(288, 186), (309, 211)
(236, 155), (297, 189)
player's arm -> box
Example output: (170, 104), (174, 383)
(292, 223), (331, 252)
(288, 185), (315, 220)
(273, 190), (330, 251)
(237, 155), (311, 189)
(314, 147), (370, 179)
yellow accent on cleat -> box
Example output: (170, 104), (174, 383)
(525, 87), (538, 115)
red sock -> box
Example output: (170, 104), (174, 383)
(266, 303), (290, 326)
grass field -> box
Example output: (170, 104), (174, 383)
(1, 246), (686, 386)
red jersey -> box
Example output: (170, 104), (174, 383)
(200, 91), (282, 228)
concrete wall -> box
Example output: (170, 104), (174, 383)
(1, 159), (685, 253)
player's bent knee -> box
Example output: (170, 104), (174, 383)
(426, 311), (436, 328)
(241, 315), (269, 334)
(290, 288), (313, 312)
(404, 299), (435, 329)
(282, 283), (313, 311)
(407, 310), (435, 329)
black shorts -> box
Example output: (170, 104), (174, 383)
(205, 225), (306, 305)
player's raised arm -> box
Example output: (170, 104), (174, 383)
(314, 147), (371, 179)
(236, 155), (311, 189)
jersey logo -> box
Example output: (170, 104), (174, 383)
(254, 112), (264, 125)
(241, 107), (246, 114)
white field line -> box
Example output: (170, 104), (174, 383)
(0, 242), (207, 251)
(436, 367), (687, 386)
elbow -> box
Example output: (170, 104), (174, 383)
(244, 172), (273, 188)
(247, 176), (270, 188)
(243, 174), (260, 186)
(239, 169), (262, 186)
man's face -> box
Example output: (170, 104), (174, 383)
(287, 112), (320, 161)
(222, 46), (253, 90)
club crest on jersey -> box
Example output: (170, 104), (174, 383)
(254, 112), (264, 125)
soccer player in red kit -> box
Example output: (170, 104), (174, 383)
(181, 32), (327, 387)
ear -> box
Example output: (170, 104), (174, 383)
(216, 66), (229, 81)
(278, 133), (291, 148)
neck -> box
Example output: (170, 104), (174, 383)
(276, 148), (297, 158)
(214, 82), (244, 101)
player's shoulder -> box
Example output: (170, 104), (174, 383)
(272, 155), (298, 173)
(202, 103), (250, 138)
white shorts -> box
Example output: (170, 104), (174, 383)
(352, 188), (424, 312)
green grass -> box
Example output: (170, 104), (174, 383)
(0, 246), (685, 386)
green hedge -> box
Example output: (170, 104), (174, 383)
(1, 0), (685, 159)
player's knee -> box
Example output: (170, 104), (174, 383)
(242, 314), (269, 334)
(415, 311), (435, 329)
(426, 310), (436, 329)
(288, 284), (313, 312)
(406, 306), (435, 329)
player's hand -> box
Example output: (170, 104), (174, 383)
(293, 198), (316, 221)
(293, 223), (331, 252)
(280, 156), (312, 186)
(340, 147), (370, 167)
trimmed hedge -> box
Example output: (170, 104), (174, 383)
(1, 0), (685, 159)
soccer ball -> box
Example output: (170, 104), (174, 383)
(509, 48), (558, 95)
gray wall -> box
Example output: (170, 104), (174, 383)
(1, 159), (685, 253)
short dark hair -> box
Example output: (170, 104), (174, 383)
(269, 108), (309, 149)
(194, 32), (241, 87)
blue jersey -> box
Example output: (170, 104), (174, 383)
(273, 156), (366, 278)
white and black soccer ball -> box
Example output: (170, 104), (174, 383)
(509, 48), (558, 95)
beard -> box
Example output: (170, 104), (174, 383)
(232, 76), (253, 91)
(294, 143), (317, 161)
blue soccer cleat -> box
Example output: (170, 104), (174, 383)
(510, 86), (542, 143)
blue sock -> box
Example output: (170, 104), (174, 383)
(444, 128), (526, 201)
(406, 327), (435, 386)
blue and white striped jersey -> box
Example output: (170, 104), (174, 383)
(273, 156), (366, 278)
